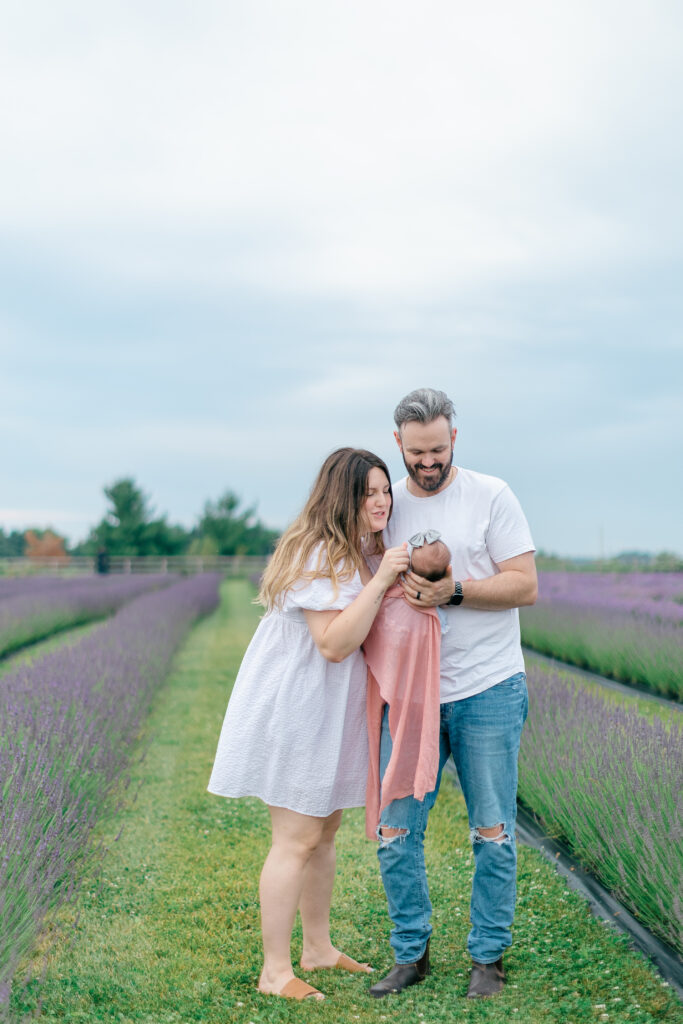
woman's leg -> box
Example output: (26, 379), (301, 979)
(298, 809), (344, 968)
(258, 806), (328, 995)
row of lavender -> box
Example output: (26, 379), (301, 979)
(519, 654), (682, 954)
(520, 572), (683, 700)
(0, 576), (177, 659)
(535, 571), (683, 622)
(0, 574), (221, 1011)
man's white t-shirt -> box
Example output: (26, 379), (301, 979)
(384, 468), (535, 702)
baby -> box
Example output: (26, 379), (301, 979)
(408, 530), (451, 633)
(408, 530), (451, 581)
(363, 529), (451, 838)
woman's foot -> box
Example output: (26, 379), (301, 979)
(258, 970), (325, 1000)
(301, 946), (373, 973)
(258, 967), (296, 996)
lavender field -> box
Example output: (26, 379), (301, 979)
(535, 571), (683, 622)
(0, 575), (176, 659)
(520, 655), (683, 953)
(0, 577), (79, 601)
(0, 574), (220, 1011)
(2, 569), (680, 1016)
(520, 571), (683, 699)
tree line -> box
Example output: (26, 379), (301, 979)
(0, 479), (281, 558)
(534, 549), (683, 573)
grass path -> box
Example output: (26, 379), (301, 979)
(12, 580), (682, 1023)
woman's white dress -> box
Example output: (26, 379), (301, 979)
(207, 568), (368, 817)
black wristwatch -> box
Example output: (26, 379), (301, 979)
(448, 581), (464, 606)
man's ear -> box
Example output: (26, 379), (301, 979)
(393, 429), (402, 451)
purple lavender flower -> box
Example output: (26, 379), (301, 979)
(0, 574), (220, 1009)
(520, 655), (683, 952)
(0, 576), (178, 658)
(521, 572), (683, 699)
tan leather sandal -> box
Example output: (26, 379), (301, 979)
(279, 978), (325, 1000)
(335, 953), (373, 974)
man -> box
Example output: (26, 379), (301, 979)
(369, 387), (537, 1000)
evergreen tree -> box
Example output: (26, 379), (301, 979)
(79, 478), (189, 556)
(0, 529), (25, 557)
(193, 491), (279, 556)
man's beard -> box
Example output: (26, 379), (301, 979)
(405, 449), (453, 493)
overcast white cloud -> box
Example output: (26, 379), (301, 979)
(1, 0), (682, 556)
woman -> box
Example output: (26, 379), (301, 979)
(208, 448), (409, 1001)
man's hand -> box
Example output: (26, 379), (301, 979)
(401, 565), (453, 608)
(401, 551), (538, 611)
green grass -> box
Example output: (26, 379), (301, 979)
(11, 580), (682, 1023)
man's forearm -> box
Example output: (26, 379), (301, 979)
(402, 551), (537, 612)
(455, 570), (537, 611)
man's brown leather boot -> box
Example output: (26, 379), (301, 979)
(369, 940), (430, 998)
(466, 957), (505, 997)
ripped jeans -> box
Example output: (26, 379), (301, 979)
(376, 672), (528, 965)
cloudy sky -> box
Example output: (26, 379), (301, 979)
(2, 0), (682, 557)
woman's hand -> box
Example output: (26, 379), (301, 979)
(374, 543), (411, 590)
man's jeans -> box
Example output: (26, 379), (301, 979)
(376, 672), (528, 965)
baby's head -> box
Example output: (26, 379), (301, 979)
(409, 531), (451, 582)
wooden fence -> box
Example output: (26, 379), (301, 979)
(0, 556), (269, 577)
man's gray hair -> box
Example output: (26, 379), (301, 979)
(393, 388), (456, 431)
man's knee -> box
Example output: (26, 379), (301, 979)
(470, 823), (511, 845)
(377, 825), (410, 848)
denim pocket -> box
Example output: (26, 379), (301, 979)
(497, 671), (526, 689)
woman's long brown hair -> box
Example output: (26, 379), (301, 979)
(259, 448), (392, 610)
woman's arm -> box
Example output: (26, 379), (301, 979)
(303, 545), (409, 662)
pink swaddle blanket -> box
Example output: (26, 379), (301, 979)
(363, 582), (441, 840)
